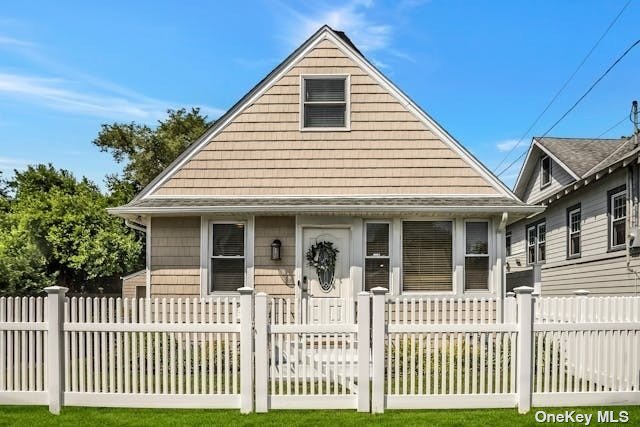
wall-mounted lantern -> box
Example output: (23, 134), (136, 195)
(271, 239), (282, 261)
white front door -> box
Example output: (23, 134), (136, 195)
(302, 227), (352, 322)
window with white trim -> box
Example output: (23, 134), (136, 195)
(465, 221), (489, 291)
(540, 155), (551, 188)
(364, 222), (390, 291)
(527, 221), (546, 264)
(610, 189), (627, 250)
(567, 206), (581, 258)
(402, 221), (453, 292)
(210, 223), (245, 293)
(302, 76), (348, 129)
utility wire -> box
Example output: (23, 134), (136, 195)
(596, 115), (630, 138)
(496, 38), (640, 178)
(492, 0), (632, 173)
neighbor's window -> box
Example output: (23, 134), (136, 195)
(402, 221), (453, 292)
(210, 223), (245, 293)
(465, 221), (489, 291)
(364, 223), (390, 291)
(505, 231), (512, 257)
(527, 221), (546, 264)
(610, 188), (627, 250)
(567, 205), (581, 258)
(540, 155), (551, 188)
(302, 77), (348, 129)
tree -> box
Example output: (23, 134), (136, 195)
(0, 165), (143, 295)
(93, 108), (212, 195)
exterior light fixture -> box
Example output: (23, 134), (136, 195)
(271, 239), (282, 261)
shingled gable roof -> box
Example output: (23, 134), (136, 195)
(514, 135), (635, 201)
(121, 25), (518, 205)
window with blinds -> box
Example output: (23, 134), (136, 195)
(402, 221), (452, 292)
(465, 221), (489, 291)
(365, 222), (390, 291)
(210, 223), (245, 293)
(302, 77), (347, 128)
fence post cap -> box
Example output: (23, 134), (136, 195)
(357, 291), (370, 297)
(255, 292), (268, 297)
(513, 286), (534, 295)
(44, 286), (68, 295)
(237, 287), (254, 295)
(573, 289), (590, 296)
(370, 287), (388, 295)
(506, 291), (516, 297)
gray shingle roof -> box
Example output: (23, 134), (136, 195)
(536, 136), (630, 178)
(121, 196), (528, 209)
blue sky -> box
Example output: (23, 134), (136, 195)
(0, 0), (638, 189)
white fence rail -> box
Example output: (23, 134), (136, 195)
(0, 287), (638, 414)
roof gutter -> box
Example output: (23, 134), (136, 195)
(109, 204), (544, 216)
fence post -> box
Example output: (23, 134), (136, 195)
(370, 287), (387, 414)
(254, 292), (268, 413)
(515, 286), (534, 414)
(357, 291), (370, 412)
(238, 287), (254, 414)
(44, 286), (67, 415)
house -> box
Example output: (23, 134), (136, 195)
(108, 25), (540, 316)
(506, 134), (640, 296)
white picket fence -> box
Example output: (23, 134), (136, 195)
(0, 286), (638, 414)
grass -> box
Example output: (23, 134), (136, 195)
(0, 406), (639, 426)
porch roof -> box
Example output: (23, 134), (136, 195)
(108, 196), (542, 218)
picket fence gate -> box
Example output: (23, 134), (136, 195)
(0, 286), (638, 414)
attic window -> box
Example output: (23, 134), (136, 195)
(540, 155), (551, 188)
(302, 76), (349, 129)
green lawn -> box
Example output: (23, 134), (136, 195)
(0, 406), (639, 426)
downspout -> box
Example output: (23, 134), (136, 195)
(125, 218), (147, 233)
(498, 212), (508, 322)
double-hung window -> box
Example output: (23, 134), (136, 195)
(210, 223), (245, 293)
(302, 76), (348, 129)
(609, 187), (627, 250)
(465, 221), (489, 290)
(402, 221), (453, 292)
(527, 221), (546, 264)
(567, 205), (581, 258)
(364, 222), (390, 291)
(540, 155), (551, 188)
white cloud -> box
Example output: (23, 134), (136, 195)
(277, 0), (392, 53)
(0, 34), (225, 121)
(496, 139), (523, 152)
(0, 156), (31, 173)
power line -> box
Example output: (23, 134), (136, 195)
(539, 39), (640, 137)
(492, 0), (632, 173)
(596, 115), (629, 138)
(497, 38), (640, 178)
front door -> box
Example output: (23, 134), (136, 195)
(302, 227), (352, 322)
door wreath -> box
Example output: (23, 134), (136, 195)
(305, 240), (339, 292)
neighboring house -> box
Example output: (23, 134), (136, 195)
(506, 135), (640, 296)
(121, 270), (147, 299)
(109, 25), (540, 314)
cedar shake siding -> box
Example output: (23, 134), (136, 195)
(122, 271), (146, 299)
(254, 216), (295, 298)
(150, 217), (201, 298)
(150, 39), (500, 197)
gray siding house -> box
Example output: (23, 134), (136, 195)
(506, 135), (640, 296)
